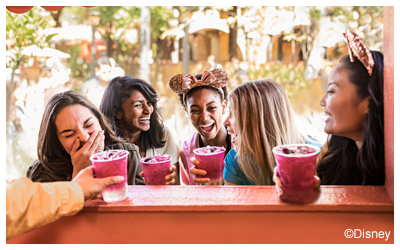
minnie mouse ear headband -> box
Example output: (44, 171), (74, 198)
(343, 29), (375, 76)
(168, 68), (230, 108)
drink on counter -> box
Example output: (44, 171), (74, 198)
(193, 146), (226, 181)
(272, 144), (320, 203)
(140, 154), (172, 185)
(90, 150), (129, 202)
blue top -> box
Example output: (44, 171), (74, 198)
(305, 135), (323, 148)
(223, 138), (323, 185)
(223, 149), (256, 185)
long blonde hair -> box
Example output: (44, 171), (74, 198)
(229, 79), (304, 185)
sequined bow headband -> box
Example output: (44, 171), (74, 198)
(168, 68), (230, 108)
(343, 29), (375, 76)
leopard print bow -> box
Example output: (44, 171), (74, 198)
(343, 29), (375, 76)
(168, 68), (229, 109)
(168, 68), (229, 95)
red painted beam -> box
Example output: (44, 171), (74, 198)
(383, 6), (394, 202)
(7, 186), (393, 244)
(82, 185), (393, 213)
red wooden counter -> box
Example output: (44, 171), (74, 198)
(7, 185), (394, 244)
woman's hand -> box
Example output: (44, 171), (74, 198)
(189, 157), (210, 184)
(72, 165), (124, 203)
(139, 164), (178, 185)
(71, 130), (105, 179)
(273, 166), (321, 196)
(164, 165), (177, 185)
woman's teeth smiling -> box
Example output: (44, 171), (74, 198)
(139, 117), (150, 124)
(200, 122), (214, 133)
(324, 112), (332, 122)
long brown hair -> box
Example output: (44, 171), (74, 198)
(36, 90), (123, 180)
(229, 79), (304, 185)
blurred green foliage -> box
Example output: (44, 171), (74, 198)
(6, 8), (55, 68)
(247, 63), (311, 99)
(328, 6), (383, 20)
(150, 7), (174, 38)
(6, 132), (36, 180)
(66, 44), (90, 81)
(6, 8), (56, 126)
(309, 6), (321, 22)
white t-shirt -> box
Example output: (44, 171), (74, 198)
(145, 126), (179, 165)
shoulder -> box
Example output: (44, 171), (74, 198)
(223, 149), (246, 184)
(26, 160), (60, 183)
(182, 132), (199, 153)
(227, 148), (237, 157)
(162, 125), (174, 141)
(225, 148), (238, 165)
(111, 142), (140, 152)
(162, 126), (179, 147)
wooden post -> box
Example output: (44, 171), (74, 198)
(183, 24), (189, 74)
(383, 6), (394, 202)
(229, 6), (238, 60)
(140, 6), (151, 82)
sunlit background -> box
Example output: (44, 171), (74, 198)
(6, 6), (383, 180)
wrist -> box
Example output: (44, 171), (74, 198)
(72, 169), (80, 179)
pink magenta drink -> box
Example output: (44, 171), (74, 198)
(193, 146), (226, 180)
(272, 144), (320, 203)
(140, 154), (171, 185)
(90, 150), (129, 202)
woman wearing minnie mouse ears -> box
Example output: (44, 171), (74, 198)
(316, 30), (384, 185)
(168, 68), (232, 185)
(274, 30), (384, 190)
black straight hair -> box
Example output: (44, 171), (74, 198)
(317, 51), (384, 185)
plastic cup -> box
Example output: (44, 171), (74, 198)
(90, 150), (129, 203)
(140, 155), (172, 185)
(193, 146), (226, 181)
(272, 144), (320, 204)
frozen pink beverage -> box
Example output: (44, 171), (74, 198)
(272, 144), (320, 203)
(90, 150), (129, 202)
(140, 154), (171, 185)
(193, 146), (226, 181)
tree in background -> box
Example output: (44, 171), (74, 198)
(61, 6), (174, 80)
(329, 6), (383, 50)
(281, 6), (383, 80)
(6, 8), (56, 132)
